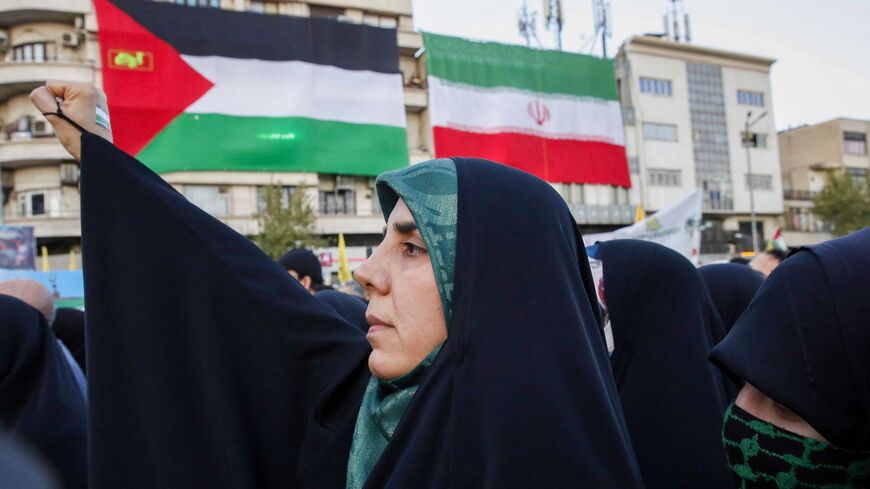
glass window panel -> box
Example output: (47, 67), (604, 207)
(33, 43), (45, 62)
(31, 194), (46, 215)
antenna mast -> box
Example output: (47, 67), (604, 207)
(591, 0), (613, 58)
(543, 0), (564, 51)
(518, 0), (542, 48)
(663, 0), (691, 42)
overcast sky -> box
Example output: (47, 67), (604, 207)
(413, 0), (870, 131)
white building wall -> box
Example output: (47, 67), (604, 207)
(721, 66), (783, 214)
(623, 52), (697, 211)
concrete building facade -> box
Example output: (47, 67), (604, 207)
(778, 118), (869, 245)
(615, 35), (784, 255)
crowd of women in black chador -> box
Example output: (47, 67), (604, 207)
(2, 84), (868, 488)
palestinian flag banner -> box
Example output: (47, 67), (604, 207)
(423, 33), (629, 187)
(93, 0), (408, 175)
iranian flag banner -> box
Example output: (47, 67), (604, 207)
(423, 33), (630, 187)
(93, 0), (408, 175)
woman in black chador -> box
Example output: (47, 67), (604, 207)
(589, 240), (735, 489)
(31, 81), (644, 489)
(711, 229), (870, 488)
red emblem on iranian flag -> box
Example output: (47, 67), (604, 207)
(527, 99), (551, 126)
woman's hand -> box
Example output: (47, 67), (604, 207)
(29, 80), (113, 161)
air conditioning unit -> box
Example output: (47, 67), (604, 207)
(60, 163), (80, 186)
(60, 32), (80, 47)
(32, 120), (53, 137)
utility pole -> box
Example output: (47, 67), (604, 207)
(742, 110), (767, 253)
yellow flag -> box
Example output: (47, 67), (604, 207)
(634, 204), (646, 223)
(41, 245), (50, 272)
(338, 233), (352, 283)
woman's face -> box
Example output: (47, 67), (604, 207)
(735, 383), (827, 442)
(354, 199), (447, 380)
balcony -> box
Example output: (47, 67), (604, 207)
(0, 60), (95, 101)
(316, 214), (385, 235)
(309, 0), (412, 16)
(0, 138), (72, 168)
(403, 86), (427, 112)
(783, 189), (818, 201)
(2, 212), (81, 238)
(0, 0), (90, 27)
(397, 30), (422, 55)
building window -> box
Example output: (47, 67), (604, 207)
(256, 186), (297, 212)
(785, 207), (831, 233)
(643, 122), (678, 142)
(16, 190), (59, 217)
(639, 77), (673, 96)
(13, 43), (47, 62)
(847, 167), (868, 180)
(746, 173), (773, 191)
(737, 90), (765, 107)
(844, 132), (867, 155)
(647, 169), (682, 187)
(742, 132), (768, 148)
(687, 62), (733, 211)
(309, 5), (345, 19)
(628, 157), (640, 174)
(319, 189), (355, 215)
(176, 0), (220, 6)
(183, 185), (231, 216)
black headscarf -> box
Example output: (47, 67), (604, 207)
(0, 295), (88, 489)
(699, 263), (764, 333)
(711, 227), (870, 450)
(52, 308), (86, 374)
(320, 158), (643, 488)
(595, 239), (734, 489)
(278, 248), (324, 285)
(0, 435), (61, 489)
(79, 131), (642, 488)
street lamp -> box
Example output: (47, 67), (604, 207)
(742, 110), (767, 253)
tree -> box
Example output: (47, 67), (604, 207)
(253, 185), (325, 258)
(812, 170), (870, 236)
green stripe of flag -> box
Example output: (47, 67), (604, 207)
(423, 32), (618, 100)
(137, 114), (409, 175)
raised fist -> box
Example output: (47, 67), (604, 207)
(29, 80), (113, 161)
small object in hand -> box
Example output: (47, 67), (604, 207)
(95, 105), (111, 131)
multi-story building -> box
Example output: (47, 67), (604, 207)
(0, 0), (94, 269)
(1, 0), (639, 275)
(615, 35), (784, 255)
(0, 0), (427, 272)
(778, 118), (869, 245)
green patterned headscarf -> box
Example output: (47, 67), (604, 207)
(345, 159), (458, 489)
(722, 403), (870, 488)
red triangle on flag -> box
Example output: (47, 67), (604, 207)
(93, 0), (214, 156)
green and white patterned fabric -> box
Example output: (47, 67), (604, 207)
(346, 159), (458, 489)
(723, 403), (870, 489)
